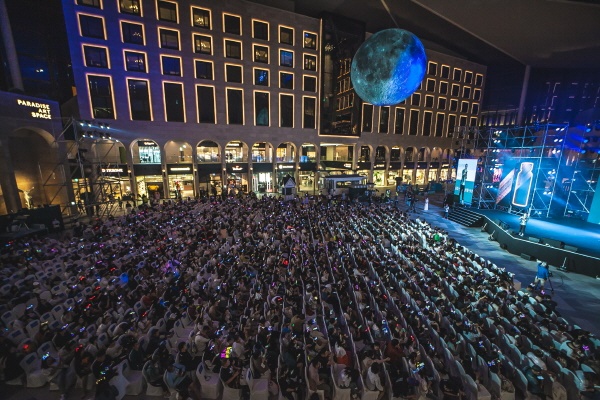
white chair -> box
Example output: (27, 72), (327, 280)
(247, 366), (269, 400)
(19, 352), (48, 388)
(121, 359), (145, 395)
(51, 304), (64, 321)
(8, 328), (28, 345)
(173, 319), (194, 338)
(332, 364), (352, 400)
(305, 366), (325, 400)
(97, 333), (110, 349)
(196, 360), (222, 399)
(221, 376), (242, 400)
(163, 370), (178, 400)
(37, 341), (58, 358)
(142, 361), (165, 397)
(1, 310), (15, 327)
(26, 319), (41, 340)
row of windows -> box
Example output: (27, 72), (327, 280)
(87, 74), (317, 128)
(83, 46), (317, 90)
(76, 4), (318, 49)
(424, 79), (482, 100)
(427, 61), (483, 86)
(335, 94), (479, 115)
(79, 16), (318, 69)
(359, 105), (478, 137)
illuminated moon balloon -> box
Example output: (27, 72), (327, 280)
(351, 29), (427, 106)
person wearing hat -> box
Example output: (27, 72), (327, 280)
(533, 261), (550, 292)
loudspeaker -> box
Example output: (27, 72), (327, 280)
(521, 253), (536, 261)
(542, 238), (564, 248)
(563, 245), (578, 252)
(500, 243), (508, 249)
(529, 237), (541, 243)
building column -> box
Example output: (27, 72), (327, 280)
(0, 0), (24, 91)
(0, 137), (23, 213)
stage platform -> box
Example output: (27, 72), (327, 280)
(475, 209), (600, 259)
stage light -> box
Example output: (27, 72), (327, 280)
(583, 138), (590, 144)
(581, 149), (587, 154)
(585, 123), (592, 133)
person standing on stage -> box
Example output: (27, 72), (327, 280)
(459, 164), (468, 204)
(518, 213), (529, 236)
(532, 261), (550, 291)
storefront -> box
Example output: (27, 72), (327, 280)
(299, 162), (317, 193)
(197, 163), (222, 196)
(428, 162), (440, 183)
(276, 163), (296, 192)
(97, 164), (132, 202)
(388, 161), (403, 188)
(356, 161), (371, 182)
(226, 163), (249, 194)
(166, 164), (194, 199)
(133, 164), (164, 201)
(439, 163), (451, 182)
(252, 162), (274, 193)
(403, 162), (415, 184)
(373, 162), (387, 188)
(415, 162), (428, 185)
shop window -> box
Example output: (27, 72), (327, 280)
(119, 0), (140, 15)
(362, 104), (373, 132)
(79, 14), (105, 39)
(195, 60), (213, 80)
(225, 40), (241, 59)
(121, 22), (144, 45)
(280, 72), (293, 89)
(227, 88), (243, 124)
(461, 101), (469, 113)
(78, 0), (101, 8)
(427, 62), (437, 76)
(379, 106), (390, 133)
(254, 69), (269, 86)
(224, 14), (241, 35)
(157, 1), (177, 22)
(411, 93), (420, 106)
(475, 74), (483, 86)
(280, 94), (293, 127)
(280, 26), (293, 45)
(304, 32), (317, 49)
(196, 85), (215, 123)
(464, 71), (473, 84)
(438, 97), (446, 110)
(226, 65), (242, 83)
(192, 7), (210, 29)
(441, 65), (450, 79)
(426, 79), (435, 92)
(439, 81), (448, 95)
(303, 76), (316, 92)
(394, 108), (404, 134)
(254, 92), (269, 126)
(254, 45), (269, 63)
(83, 46), (108, 68)
(463, 87), (471, 99)
(435, 113), (445, 137)
(159, 28), (179, 49)
(164, 82), (184, 122)
(124, 51), (146, 72)
(453, 68), (462, 81)
(193, 34), (212, 54)
(423, 112), (432, 136)
(303, 97), (316, 129)
(87, 75), (115, 119)
(451, 84), (460, 97)
(253, 20), (269, 40)
(425, 95), (434, 108)
(304, 54), (317, 71)
(161, 56), (181, 76)
(280, 50), (293, 67)
(127, 79), (151, 120)
(449, 99), (458, 111)
(409, 110), (419, 135)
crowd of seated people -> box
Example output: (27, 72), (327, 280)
(0, 192), (598, 400)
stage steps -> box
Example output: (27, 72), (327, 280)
(448, 206), (484, 227)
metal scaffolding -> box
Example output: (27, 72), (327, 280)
(564, 151), (600, 219)
(474, 123), (570, 218)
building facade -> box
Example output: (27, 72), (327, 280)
(59, 0), (486, 204)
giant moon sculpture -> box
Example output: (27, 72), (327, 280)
(351, 29), (427, 106)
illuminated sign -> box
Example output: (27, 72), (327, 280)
(169, 167), (191, 172)
(141, 141), (157, 146)
(17, 99), (52, 120)
(374, 163), (385, 169)
(101, 168), (124, 173)
(343, 163), (352, 168)
(278, 164), (295, 170)
(232, 166), (244, 171)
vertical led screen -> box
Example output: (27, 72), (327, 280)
(454, 159), (477, 205)
(496, 159), (536, 208)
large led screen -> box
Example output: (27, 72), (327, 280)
(453, 158), (477, 205)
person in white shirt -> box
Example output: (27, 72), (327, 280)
(365, 363), (385, 400)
